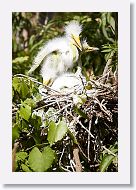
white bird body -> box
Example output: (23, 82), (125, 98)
(51, 67), (86, 94)
(28, 21), (82, 85)
(40, 37), (79, 84)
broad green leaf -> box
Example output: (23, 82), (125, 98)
(20, 80), (29, 99)
(28, 147), (55, 172)
(21, 164), (31, 172)
(28, 147), (44, 172)
(12, 77), (21, 93)
(12, 123), (20, 143)
(42, 146), (55, 171)
(16, 152), (28, 162)
(55, 119), (68, 142)
(24, 98), (36, 109)
(20, 103), (31, 121)
(109, 16), (115, 31)
(47, 121), (57, 146)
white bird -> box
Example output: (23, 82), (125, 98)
(28, 20), (82, 85)
(51, 66), (86, 94)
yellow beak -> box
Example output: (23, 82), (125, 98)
(43, 79), (52, 86)
(72, 35), (82, 51)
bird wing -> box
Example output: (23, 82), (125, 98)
(27, 37), (64, 75)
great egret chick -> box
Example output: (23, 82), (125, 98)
(28, 20), (82, 85)
(51, 67), (86, 94)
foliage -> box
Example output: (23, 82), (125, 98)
(12, 12), (118, 172)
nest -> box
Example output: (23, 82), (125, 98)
(33, 69), (118, 172)
(12, 63), (118, 172)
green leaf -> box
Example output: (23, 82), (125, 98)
(74, 106), (88, 119)
(12, 77), (21, 93)
(12, 123), (20, 143)
(42, 146), (55, 171)
(31, 114), (42, 130)
(101, 49), (112, 53)
(20, 102), (31, 121)
(99, 145), (118, 172)
(21, 164), (31, 172)
(20, 80), (29, 99)
(99, 154), (115, 172)
(12, 88), (14, 99)
(55, 119), (68, 142)
(108, 16), (115, 31)
(13, 77), (30, 99)
(16, 152), (28, 162)
(28, 147), (44, 172)
(12, 56), (29, 64)
(24, 98), (36, 109)
(47, 121), (57, 146)
(28, 147), (55, 172)
(47, 119), (68, 145)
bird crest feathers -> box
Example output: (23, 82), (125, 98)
(65, 20), (82, 36)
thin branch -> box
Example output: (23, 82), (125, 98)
(73, 146), (82, 172)
(87, 119), (92, 161)
(102, 146), (117, 157)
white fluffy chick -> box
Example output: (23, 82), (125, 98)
(51, 66), (86, 94)
(28, 20), (82, 85)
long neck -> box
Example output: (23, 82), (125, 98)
(69, 42), (79, 63)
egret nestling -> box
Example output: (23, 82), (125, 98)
(28, 20), (82, 85)
(51, 66), (86, 94)
(50, 39), (99, 93)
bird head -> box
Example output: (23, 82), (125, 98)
(65, 20), (82, 51)
(82, 39), (99, 52)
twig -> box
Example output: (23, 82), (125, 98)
(102, 146), (117, 157)
(59, 147), (71, 172)
(25, 142), (48, 151)
(66, 111), (95, 139)
(102, 51), (114, 83)
(87, 119), (92, 161)
(12, 142), (19, 172)
(73, 146), (82, 172)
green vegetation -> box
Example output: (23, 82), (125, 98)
(12, 12), (118, 172)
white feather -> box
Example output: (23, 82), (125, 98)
(65, 20), (82, 37)
(28, 20), (82, 78)
(51, 70), (86, 94)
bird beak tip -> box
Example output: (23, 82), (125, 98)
(88, 47), (99, 52)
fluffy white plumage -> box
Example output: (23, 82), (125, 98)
(28, 21), (82, 85)
(51, 67), (86, 94)
(65, 20), (82, 37)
